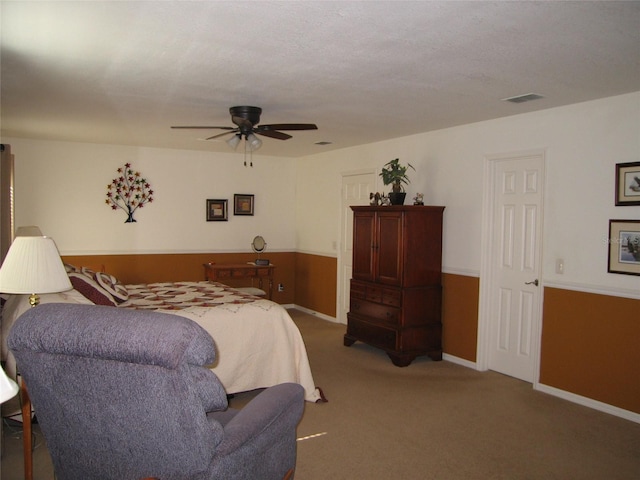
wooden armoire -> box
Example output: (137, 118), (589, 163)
(344, 205), (445, 366)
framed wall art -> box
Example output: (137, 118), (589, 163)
(607, 219), (640, 276)
(234, 194), (254, 216)
(615, 161), (640, 206)
(206, 199), (228, 221)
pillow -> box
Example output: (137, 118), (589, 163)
(74, 266), (128, 303)
(64, 263), (80, 274)
(68, 272), (117, 306)
(94, 272), (129, 303)
(80, 266), (97, 278)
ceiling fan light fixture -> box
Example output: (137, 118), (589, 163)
(226, 134), (241, 150)
(246, 133), (262, 151)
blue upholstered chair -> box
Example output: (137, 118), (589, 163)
(8, 303), (304, 480)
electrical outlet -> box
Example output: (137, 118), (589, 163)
(556, 258), (564, 274)
(278, 283), (284, 292)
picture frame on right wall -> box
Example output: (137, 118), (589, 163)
(615, 161), (640, 206)
(608, 219), (640, 276)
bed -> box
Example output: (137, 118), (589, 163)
(1, 267), (324, 403)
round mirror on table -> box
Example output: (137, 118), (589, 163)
(252, 235), (266, 254)
(252, 236), (270, 265)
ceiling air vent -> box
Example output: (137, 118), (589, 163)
(503, 93), (544, 104)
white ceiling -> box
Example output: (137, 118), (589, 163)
(1, 1), (639, 158)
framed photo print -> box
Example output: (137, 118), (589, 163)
(615, 161), (640, 206)
(206, 199), (228, 221)
(234, 194), (254, 216)
(607, 219), (640, 276)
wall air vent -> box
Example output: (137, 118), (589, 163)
(503, 93), (544, 104)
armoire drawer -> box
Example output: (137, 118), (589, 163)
(351, 280), (402, 307)
(346, 315), (397, 351)
(349, 297), (400, 327)
(350, 280), (367, 299)
(382, 288), (402, 307)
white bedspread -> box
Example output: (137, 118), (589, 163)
(166, 300), (321, 402)
(2, 284), (323, 403)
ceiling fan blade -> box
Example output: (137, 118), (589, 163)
(256, 129), (292, 140)
(171, 126), (235, 130)
(205, 130), (238, 140)
(258, 123), (318, 131)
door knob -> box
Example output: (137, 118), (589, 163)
(525, 279), (539, 286)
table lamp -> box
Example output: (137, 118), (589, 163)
(0, 235), (72, 307)
(0, 232), (71, 480)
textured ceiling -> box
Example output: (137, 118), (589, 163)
(1, 1), (639, 157)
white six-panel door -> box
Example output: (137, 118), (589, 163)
(482, 152), (545, 382)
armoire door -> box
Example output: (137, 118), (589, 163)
(352, 210), (376, 281)
(376, 211), (403, 285)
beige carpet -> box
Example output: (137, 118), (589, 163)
(2, 309), (639, 479)
(277, 309), (640, 480)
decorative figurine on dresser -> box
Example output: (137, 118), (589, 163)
(344, 205), (445, 366)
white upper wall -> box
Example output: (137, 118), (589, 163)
(296, 92), (640, 296)
(8, 139), (298, 254)
(5, 92), (639, 296)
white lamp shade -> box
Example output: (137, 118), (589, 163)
(0, 367), (19, 403)
(0, 236), (72, 294)
(246, 133), (262, 151)
(226, 134), (241, 150)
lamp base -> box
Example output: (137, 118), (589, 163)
(28, 293), (40, 307)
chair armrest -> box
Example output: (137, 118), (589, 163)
(213, 383), (304, 456)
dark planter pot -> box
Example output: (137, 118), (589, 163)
(389, 192), (406, 205)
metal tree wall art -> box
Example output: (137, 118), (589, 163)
(105, 163), (154, 223)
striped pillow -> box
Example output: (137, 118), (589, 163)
(94, 272), (129, 303)
(68, 272), (117, 306)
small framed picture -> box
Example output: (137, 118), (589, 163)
(615, 161), (640, 206)
(607, 219), (640, 276)
(206, 199), (228, 221)
(234, 194), (254, 216)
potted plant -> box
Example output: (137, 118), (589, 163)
(379, 158), (415, 205)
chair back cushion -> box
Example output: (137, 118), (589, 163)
(8, 303), (228, 480)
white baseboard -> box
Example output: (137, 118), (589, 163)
(289, 305), (339, 323)
(443, 353), (477, 370)
(444, 355), (639, 424)
(535, 383), (640, 424)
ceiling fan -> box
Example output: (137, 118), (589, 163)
(171, 106), (318, 151)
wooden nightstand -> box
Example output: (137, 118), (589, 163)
(203, 263), (275, 300)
